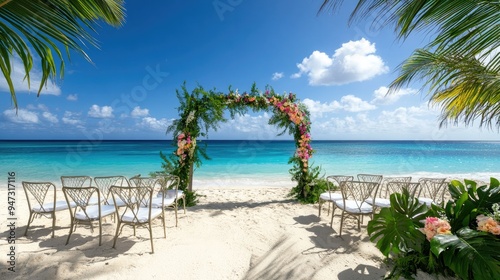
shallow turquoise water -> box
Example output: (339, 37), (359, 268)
(2, 140), (500, 187)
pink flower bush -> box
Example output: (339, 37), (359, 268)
(421, 217), (452, 241)
(176, 132), (196, 165)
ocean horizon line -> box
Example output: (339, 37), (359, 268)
(1, 139), (499, 142)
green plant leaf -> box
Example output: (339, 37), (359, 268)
(431, 228), (500, 280)
(368, 191), (429, 257)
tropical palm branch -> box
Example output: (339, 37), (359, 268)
(0, 0), (125, 108)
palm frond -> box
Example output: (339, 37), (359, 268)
(0, 0), (125, 108)
(390, 49), (500, 128)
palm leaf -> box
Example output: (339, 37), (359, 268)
(318, 0), (500, 128)
(431, 228), (500, 280)
(368, 190), (429, 257)
(0, 0), (125, 108)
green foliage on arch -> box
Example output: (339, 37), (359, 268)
(159, 83), (320, 205)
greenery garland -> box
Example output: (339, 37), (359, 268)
(159, 83), (322, 206)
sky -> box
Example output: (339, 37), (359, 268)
(1, 0), (498, 141)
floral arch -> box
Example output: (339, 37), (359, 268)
(159, 84), (320, 205)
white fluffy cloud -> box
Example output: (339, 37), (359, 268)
(0, 57), (61, 95)
(140, 117), (170, 131)
(340, 95), (377, 112)
(3, 108), (39, 124)
(371, 86), (418, 105)
(302, 98), (341, 118)
(62, 111), (83, 125)
(42, 112), (58, 123)
(88, 105), (114, 118)
(272, 72), (284, 80)
(67, 94), (78, 101)
(292, 38), (388, 85)
(131, 106), (149, 118)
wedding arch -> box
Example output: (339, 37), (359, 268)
(160, 84), (319, 205)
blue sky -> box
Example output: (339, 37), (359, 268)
(1, 0), (498, 141)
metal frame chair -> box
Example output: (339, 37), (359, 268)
(62, 186), (116, 246)
(318, 175), (353, 217)
(417, 178), (448, 207)
(22, 181), (72, 238)
(333, 180), (380, 236)
(366, 181), (421, 210)
(110, 185), (166, 253)
(94, 176), (130, 206)
(61, 176), (92, 188)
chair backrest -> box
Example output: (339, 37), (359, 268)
(22, 181), (57, 212)
(110, 185), (154, 221)
(62, 186), (101, 219)
(340, 180), (379, 211)
(129, 177), (158, 188)
(61, 176), (92, 188)
(155, 175), (180, 197)
(94, 176), (129, 202)
(378, 177), (412, 198)
(357, 174), (383, 185)
(326, 175), (353, 191)
(418, 178), (447, 204)
(386, 181), (421, 198)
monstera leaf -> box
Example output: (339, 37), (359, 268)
(431, 228), (500, 280)
(368, 190), (429, 257)
(446, 178), (500, 230)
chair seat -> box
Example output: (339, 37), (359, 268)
(121, 207), (163, 223)
(418, 197), (434, 207)
(335, 199), (373, 213)
(168, 189), (184, 197)
(319, 192), (343, 201)
(157, 190), (184, 199)
(365, 198), (391, 208)
(33, 200), (75, 212)
(106, 197), (127, 207)
(74, 205), (116, 220)
(151, 196), (176, 208)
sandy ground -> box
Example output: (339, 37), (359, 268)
(0, 185), (444, 280)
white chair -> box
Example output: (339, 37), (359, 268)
(318, 175), (353, 217)
(132, 176), (184, 227)
(94, 176), (130, 206)
(366, 181), (421, 209)
(62, 186), (116, 246)
(417, 178), (447, 207)
(110, 185), (166, 254)
(357, 174), (383, 185)
(22, 181), (73, 238)
(156, 175), (186, 215)
(61, 175), (92, 188)
(332, 180), (380, 236)
(151, 175), (184, 227)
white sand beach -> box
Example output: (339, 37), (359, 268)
(1, 185), (437, 280)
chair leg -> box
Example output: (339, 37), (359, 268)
(174, 205), (178, 227)
(339, 211), (345, 237)
(24, 212), (34, 236)
(112, 222), (121, 249)
(149, 222), (154, 254)
(66, 219), (74, 245)
(98, 218), (102, 246)
(327, 202), (331, 216)
(330, 208), (335, 228)
(318, 200), (323, 217)
(162, 213), (166, 238)
(51, 212), (56, 238)
(182, 197), (186, 214)
(357, 216), (361, 231)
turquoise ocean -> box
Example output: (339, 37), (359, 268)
(2, 140), (500, 188)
